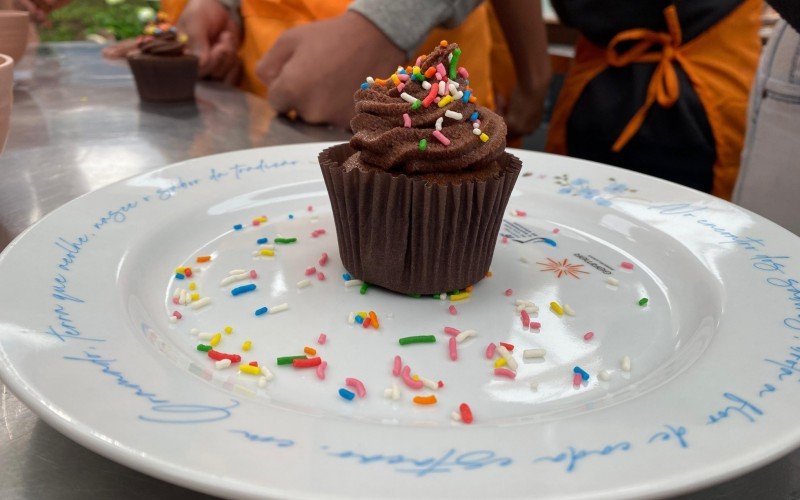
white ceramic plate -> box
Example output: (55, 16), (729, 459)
(1, 142), (799, 499)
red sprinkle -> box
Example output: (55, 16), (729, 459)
(504, 288), (513, 296)
(293, 357), (322, 368)
(317, 271), (326, 281)
(494, 368), (516, 379)
(531, 321), (541, 330)
(583, 331), (594, 341)
(184, 268), (192, 278)
(172, 297), (179, 305)
(208, 350), (241, 363)
(573, 373), (583, 386)
(499, 342), (515, 351)
(501, 236), (508, 244)
(363, 317), (372, 328)
(553, 228), (560, 234)
(305, 266), (316, 276)
(172, 310), (182, 319)
(307, 205), (313, 212)
(515, 210), (526, 217)
(485, 343), (496, 359)
(438, 380), (444, 388)
(521, 309), (530, 328)
(621, 261), (634, 270)
(459, 403), (474, 424)
(252, 219), (261, 226)
(448, 305), (457, 315)
(444, 326), (461, 336)
(319, 252), (329, 266)
(249, 269), (258, 279)
(318, 333), (327, 345)
(248, 361), (258, 367)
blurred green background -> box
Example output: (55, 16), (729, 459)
(39, 0), (159, 42)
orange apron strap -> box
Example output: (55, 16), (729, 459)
(545, 36), (608, 155)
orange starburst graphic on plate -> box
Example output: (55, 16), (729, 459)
(537, 258), (589, 279)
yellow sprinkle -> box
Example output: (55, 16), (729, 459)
(224, 325), (233, 334)
(242, 340), (252, 351)
(486, 271), (493, 277)
(210, 332), (222, 346)
(259, 248), (275, 257)
(188, 282), (197, 291)
(178, 33), (188, 44)
(437, 95), (453, 108)
(239, 364), (261, 375)
(412, 65), (421, 75)
(304, 346), (317, 356)
(412, 374), (420, 381)
(390, 74), (400, 86)
(174, 266), (187, 273)
(259, 215), (268, 222)
(494, 357), (507, 368)
(450, 292), (470, 302)
(479, 133), (489, 143)
(190, 292), (200, 301)
(550, 301), (564, 316)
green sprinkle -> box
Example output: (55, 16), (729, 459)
(277, 355), (305, 365)
(419, 139), (427, 151)
(275, 237), (297, 244)
(399, 335), (436, 345)
(408, 293), (422, 298)
(360, 282), (369, 295)
(448, 47), (462, 79)
(638, 297), (649, 306)
(196, 344), (212, 352)
(411, 99), (422, 110)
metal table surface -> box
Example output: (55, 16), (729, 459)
(0, 42), (798, 500)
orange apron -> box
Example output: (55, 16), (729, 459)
(164, 0), (504, 109)
(545, 0), (762, 199)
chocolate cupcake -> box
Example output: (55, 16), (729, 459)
(319, 42), (521, 295)
(127, 15), (198, 102)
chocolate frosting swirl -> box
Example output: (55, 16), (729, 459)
(138, 31), (186, 57)
(350, 43), (506, 174)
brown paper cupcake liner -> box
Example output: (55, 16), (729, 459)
(319, 143), (521, 295)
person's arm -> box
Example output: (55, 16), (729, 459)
(490, 0), (551, 138)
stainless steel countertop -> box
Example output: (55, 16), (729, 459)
(0, 42), (798, 500)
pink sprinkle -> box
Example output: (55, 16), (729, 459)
(401, 365), (424, 390)
(432, 130), (451, 146)
(172, 310), (182, 319)
(392, 355), (402, 376)
(449, 337), (458, 361)
(444, 326), (461, 336)
(436, 62), (447, 77)
(415, 55), (423, 66)
(583, 331), (594, 341)
(434, 96), (441, 103)
(318, 333), (327, 345)
(249, 269), (258, 279)
(307, 205), (313, 212)
(311, 228), (327, 238)
(531, 321), (541, 330)
(319, 252), (329, 266)
(172, 297), (179, 305)
(398, 73), (409, 82)
(553, 228), (560, 233)
(504, 288), (513, 296)
(621, 261), (634, 270)
(316, 361), (327, 380)
(474, 119), (481, 127)
(501, 236), (508, 244)
(305, 266), (316, 276)
(448, 305), (457, 315)
(252, 219), (261, 226)
(438, 380), (444, 388)
(396, 82), (405, 92)
(346, 377), (367, 398)
(485, 343), (496, 359)
(403, 113), (411, 128)
(317, 272), (326, 281)
(573, 373), (583, 386)
(457, 66), (469, 78)
(494, 368), (516, 379)
(521, 309), (530, 328)
(435, 73), (442, 81)
(515, 210), (527, 217)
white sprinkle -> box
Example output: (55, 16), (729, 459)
(523, 348), (546, 359)
(524, 306), (539, 315)
(168, 316), (177, 324)
(444, 110), (463, 120)
(310, 217), (319, 223)
(422, 80), (432, 90)
(220, 272), (249, 287)
(229, 269), (247, 275)
(347, 311), (355, 324)
(258, 376), (268, 388)
(621, 356), (631, 372)
(438, 80), (446, 96)
(472, 128), (482, 136)
(519, 256), (529, 264)
(564, 304), (576, 316)
(605, 277), (619, 286)
(269, 303), (289, 314)
(400, 92), (417, 104)
(449, 80), (460, 89)
(455, 329), (477, 343)
(447, 53), (453, 62)
(397, 65), (404, 73)
(454, 90), (463, 100)
(258, 244), (275, 250)
(179, 289), (187, 305)
(190, 328), (199, 334)
(598, 370), (611, 381)
(197, 331), (214, 340)
(439, 293), (447, 300)
(172, 288), (181, 300)
(435, 116), (443, 131)
(366, 76), (374, 83)
(451, 411), (462, 421)
(530, 381), (539, 391)
(392, 382), (400, 400)
(496, 345), (518, 371)
(189, 297), (211, 310)
(473, 122), (480, 128)
(384, 388), (394, 399)
(215, 359), (231, 370)
(297, 279), (311, 289)
(344, 279), (363, 288)
(262, 367), (274, 381)
(418, 375), (439, 391)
